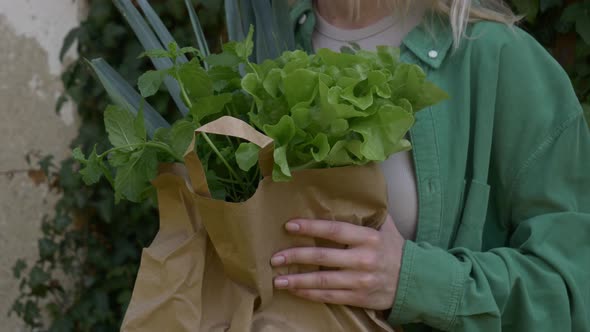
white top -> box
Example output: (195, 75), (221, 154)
(312, 7), (424, 240)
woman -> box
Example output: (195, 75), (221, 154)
(270, 0), (590, 331)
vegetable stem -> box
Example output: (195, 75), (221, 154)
(215, 176), (242, 185)
(200, 133), (244, 185)
(174, 63), (248, 189)
(176, 67), (193, 110)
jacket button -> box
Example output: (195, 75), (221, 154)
(428, 50), (438, 59)
(298, 14), (307, 25)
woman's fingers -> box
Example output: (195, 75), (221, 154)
(271, 246), (380, 271)
(274, 270), (379, 291)
(270, 215), (404, 311)
(285, 218), (381, 247)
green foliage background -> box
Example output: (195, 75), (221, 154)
(9, 0), (589, 331)
(9, 1), (226, 331)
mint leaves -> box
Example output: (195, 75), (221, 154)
(75, 106), (178, 202)
(76, 29), (448, 203)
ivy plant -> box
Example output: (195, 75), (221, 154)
(510, 0), (590, 120)
(9, 1), (225, 331)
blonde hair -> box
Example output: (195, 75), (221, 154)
(343, 0), (522, 49)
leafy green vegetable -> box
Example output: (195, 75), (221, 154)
(168, 120), (197, 159)
(240, 44), (447, 181)
(191, 94), (232, 122)
(77, 27), (448, 202)
(73, 146), (104, 185)
(138, 70), (168, 98)
(350, 104), (414, 161)
(105, 105), (146, 149)
(235, 143), (260, 171)
(78, 106), (179, 202)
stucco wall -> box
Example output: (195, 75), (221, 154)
(0, 0), (84, 329)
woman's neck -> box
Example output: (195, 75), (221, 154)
(314, 0), (394, 29)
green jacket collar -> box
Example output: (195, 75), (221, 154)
(401, 14), (454, 69)
(290, 0), (454, 69)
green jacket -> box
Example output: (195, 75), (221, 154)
(290, 1), (590, 331)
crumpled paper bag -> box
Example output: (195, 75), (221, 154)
(121, 116), (398, 332)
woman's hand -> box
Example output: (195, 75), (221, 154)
(270, 215), (405, 310)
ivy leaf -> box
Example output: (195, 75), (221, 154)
(137, 70), (167, 98)
(23, 300), (41, 325)
(12, 259), (27, 279)
(235, 142), (260, 171)
(38, 238), (58, 260)
(191, 93), (233, 122)
(54, 215), (72, 233)
(49, 317), (74, 332)
(104, 105), (145, 149)
(59, 27), (80, 62)
(28, 267), (50, 289)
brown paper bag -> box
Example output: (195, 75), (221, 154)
(121, 116), (397, 332)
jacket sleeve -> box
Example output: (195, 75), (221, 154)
(387, 28), (590, 331)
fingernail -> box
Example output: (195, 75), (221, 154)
(271, 255), (286, 266)
(274, 278), (289, 288)
(285, 222), (300, 232)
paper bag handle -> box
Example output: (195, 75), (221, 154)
(183, 116), (274, 196)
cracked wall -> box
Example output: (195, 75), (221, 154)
(0, 1), (84, 330)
